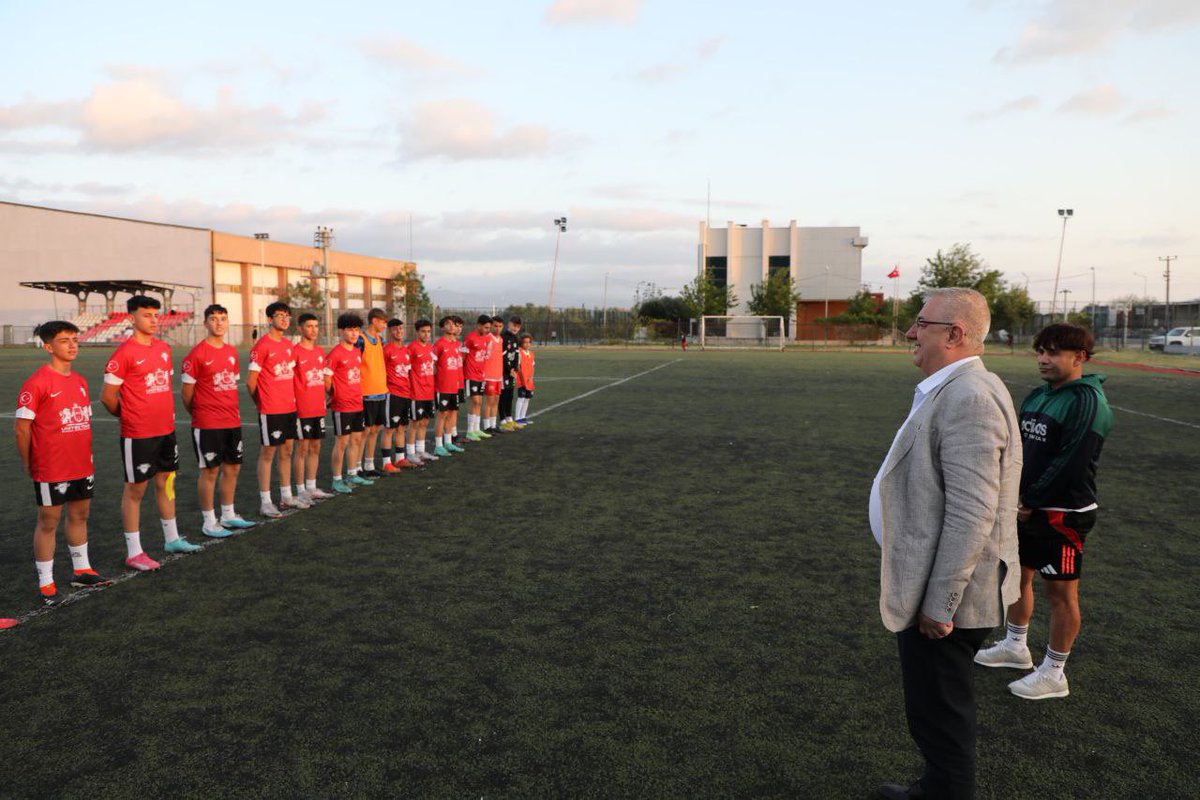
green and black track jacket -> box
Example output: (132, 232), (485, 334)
(1018, 373), (1113, 511)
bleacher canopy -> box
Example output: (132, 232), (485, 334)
(19, 279), (202, 314)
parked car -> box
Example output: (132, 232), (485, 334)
(1149, 331), (1167, 350)
(1164, 327), (1200, 355)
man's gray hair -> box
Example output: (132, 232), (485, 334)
(928, 288), (990, 350)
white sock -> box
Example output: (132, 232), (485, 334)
(295, 484), (306, 497)
(161, 518), (180, 544)
(280, 486), (293, 501)
(220, 504), (237, 521)
(124, 531), (143, 558)
(305, 480), (317, 492)
(69, 543), (91, 571)
(202, 508), (218, 528)
(381, 453), (391, 465)
(417, 440), (426, 454)
(260, 491), (272, 505)
(333, 472), (343, 481)
(1041, 648), (1069, 677)
(364, 457), (375, 470)
(349, 467), (359, 476)
(36, 559), (55, 588)
(468, 414), (478, 432)
(1005, 621), (1029, 647)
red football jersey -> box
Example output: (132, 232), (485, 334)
(248, 334), (297, 415)
(517, 348), (536, 391)
(325, 344), (365, 412)
(16, 365), (94, 482)
(432, 337), (463, 394)
(181, 340), (241, 430)
(463, 331), (490, 381)
(293, 344), (328, 418)
(484, 333), (504, 380)
(104, 337), (175, 438)
(383, 341), (411, 398)
(407, 340), (436, 401)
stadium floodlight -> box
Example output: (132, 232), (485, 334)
(546, 217), (567, 342)
(1051, 208), (1073, 317)
(699, 315), (785, 351)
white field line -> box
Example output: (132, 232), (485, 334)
(530, 360), (681, 419)
(534, 376), (625, 381)
(1003, 379), (1200, 430)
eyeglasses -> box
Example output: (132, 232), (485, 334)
(914, 318), (958, 330)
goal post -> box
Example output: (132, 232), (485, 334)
(698, 316), (786, 350)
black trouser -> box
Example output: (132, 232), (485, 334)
(896, 625), (991, 800)
(498, 379), (514, 420)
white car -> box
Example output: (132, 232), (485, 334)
(1163, 327), (1200, 355)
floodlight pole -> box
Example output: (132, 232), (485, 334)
(1159, 255), (1176, 330)
(602, 271), (610, 340)
(1090, 266), (1096, 329)
(314, 226), (335, 346)
(1050, 208), (1073, 318)
(254, 233), (269, 327)
(546, 217), (567, 344)
(823, 266), (830, 346)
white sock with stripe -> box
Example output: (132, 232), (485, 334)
(69, 543), (91, 571)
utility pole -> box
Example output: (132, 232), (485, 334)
(823, 266), (830, 346)
(254, 233), (269, 328)
(1160, 256), (1177, 330)
(546, 217), (567, 344)
(1060, 288), (1071, 321)
(602, 271), (610, 340)
(1051, 208), (1073, 317)
(314, 226), (334, 346)
(1090, 266), (1096, 329)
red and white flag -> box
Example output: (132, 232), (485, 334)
(887, 266), (900, 279)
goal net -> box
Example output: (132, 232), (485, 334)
(699, 316), (786, 350)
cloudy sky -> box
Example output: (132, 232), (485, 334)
(2, 0), (1197, 309)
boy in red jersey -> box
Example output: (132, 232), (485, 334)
(15, 321), (111, 605)
(514, 332), (536, 426)
(325, 313), (374, 493)
(451, 315), (468, 446)
(482, 316), (506, 434)
(182, 304), (255, 538)
(292, 313), (335, 502)
(432, 316), (466, 457)
(381, 318), (417, 472)
(405, 320), (437, 464)
(247, 301), (309, 518)
(462, 314), (492, 441)
(101, 295), (201, 570)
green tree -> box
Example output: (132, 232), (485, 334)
(904, 243), (1036, 335)
(823, 288), (888, 325)
(747, 271), (802, 319)
(279, 280), (324, 311)
(636, 295), (691, 323)
(990, 285), (1038, 334)
(680, 274), (738, 317)
(394, 269), (432, 318)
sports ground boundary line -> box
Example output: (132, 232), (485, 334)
(1002, 379), (1199, 430)
(529, 359), (682, 419)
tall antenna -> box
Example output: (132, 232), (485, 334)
(706, 179), (711, 229)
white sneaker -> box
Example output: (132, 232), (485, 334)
(420, 451), (439, 461)
(260, 502), (283, 519)
(974, 639), (1034, 669)
(280, 495), (312, 511)
(1009, 668), (1070, 700)
(308, 487), (336, 500)
(406, 452), (423, 465)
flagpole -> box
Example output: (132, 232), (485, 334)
(890, 266), (900, 346)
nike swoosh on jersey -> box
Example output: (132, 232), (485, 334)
(49, 391), (62, 397)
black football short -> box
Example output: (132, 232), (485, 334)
(517, 387), (534, 399)
(1018, 509), (1096, 581)
(296, 416), (326, 440)
(410, 399), (434, 421)
(191, 427), (244, 468)
(332, 410), (365, 435)
(467, 380), (485, 397)
(363, 398), (386, 427)
(258, 412), (298, 447)
(33, 475), (94, 507)
(385, 395), (410, 428)
(120, 433), (179, 484)
(436, 392), (460, 412)
(457, 388), (466, 404)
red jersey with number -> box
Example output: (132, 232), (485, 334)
(433, 337), (463, 394)
(517, 348), (536, 391)
(16, 366), (94, 482)
(407, 340), (436, 401)
(383, 341), (411, 398)
(326, 344), (364, 412)
(248, 334), (297, 415)
(293, 344), (328, 418)
(484, 333), (504, 380)
(463, 331), (490, 381)
(104, 337), (175, 438)
(181, 341), (241, 429)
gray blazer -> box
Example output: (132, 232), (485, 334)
(877, 359), (1022, 633)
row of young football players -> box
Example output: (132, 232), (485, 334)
(14, 296), (537, 607)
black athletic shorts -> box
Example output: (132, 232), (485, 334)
(385, 395), (410, 428)
(517, 387), (534, 399)
(32, 475), (94, 507)
(332, 410), (365, 435)
(467, 380), (485, 397)
(436, 392), (460, 412)
(296, 416), (326, 440)
(1018, 508), (1097, 581)
(191, 427), (244, 468)
(502, 376), (515, 390)
(120, 432), (179, 483)
(363, 398), (386, 427)
(457, 388), (466, 404)
(258, 412), (298, 447)
(410, 399), (434, 421)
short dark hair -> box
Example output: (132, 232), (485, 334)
(491, 315), (504, 324)
(415, 319), (432, 330)
(297, 313), (319, 326)
(451, 315), (464, 325)
(337, 313), (364, 330)
(518, 333), (532, 344)
(203, 304), (228, 320)
(509, 316), (523, 326)
(127, 295), (161, 313)
(477, 314), (492, 325)
(439, 315), (454, 328)
(367, 308), (387, 322)
(1033, 323), (1095, 358)
(387, 318), (404, 328)
(35, 320), (79, 343)
(265, 301), (292, 318)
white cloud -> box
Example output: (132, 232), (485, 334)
(1057, 84), (1125, 115)
(398, 99), (554, 161)
(1122, 105), (1176, 124)
(967, 94), (1041, 121)
(993, 0), (1200, 63)
(360, 37), (480, 77)
(546, 0), (641, 26)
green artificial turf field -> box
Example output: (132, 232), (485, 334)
(0, 346), (1197, 798)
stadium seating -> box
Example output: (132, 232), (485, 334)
(73, 310), (193, 344)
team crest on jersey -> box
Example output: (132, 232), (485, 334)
(57, 403), (92, 432)
(272, 361), (295, 378)
(144, 369), (171, 393)
(305, 367), (324, 387)
(205, 451), (218, 462)
(182, 360), (192, 373)
(348, 367), (362, 383)
(18, 391), (32, 406)
(212, 370), (238, 391)
(105, 359), (119, 373)
(54, 482), (69, 495)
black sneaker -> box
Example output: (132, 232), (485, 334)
(38, 584), (63, 606)
(361, 469), (383, 479)
(71, 570), (113, 588)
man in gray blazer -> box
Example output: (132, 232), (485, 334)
(869, 288), (1021, 800)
